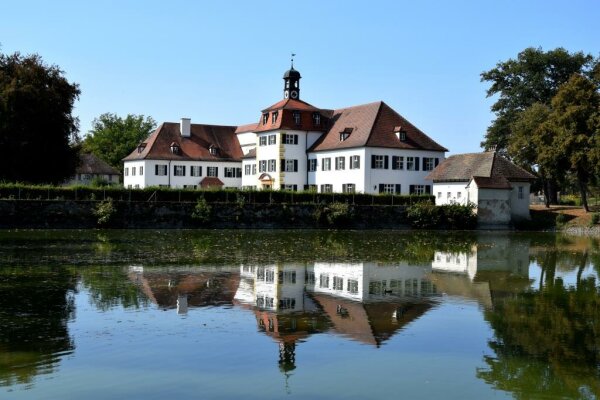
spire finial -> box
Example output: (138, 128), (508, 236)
(291, 53), (296, 69)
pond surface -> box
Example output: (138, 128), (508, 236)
(1, 230), (599, 399)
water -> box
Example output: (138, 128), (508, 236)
(0, 230), (599, 399)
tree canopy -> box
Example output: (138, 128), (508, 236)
(82, 113), (156, 171)
(482, 48), (600, 207)
(0, 52), (80, 184)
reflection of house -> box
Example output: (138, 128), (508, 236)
(430, 235), (531, 307)
(128, 266), (240, 314)
(426, 152), (536, 225)
(68, 153), (120, 186)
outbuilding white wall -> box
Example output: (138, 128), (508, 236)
(432, 182), (469, 205)
(509, 182), (531, 219)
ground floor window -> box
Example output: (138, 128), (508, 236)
(173, 165), (185, 176)
(191, 166), (202, 177)
(155, 164), (167, 176)
(379, 184), (401, 194)
(410, 185), (431, 195)
(347, 279), (359, 294)
(283, 184), (297, 191)
(333, 276), (343, 291)
(319, 274), (329, 288)
(320, 184), (333, 193)
(207, 167), (218, 177)
(342, 183), (355, 193)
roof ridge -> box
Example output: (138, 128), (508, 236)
(363, 101), (384, 145)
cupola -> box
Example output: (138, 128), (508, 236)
(283, 54), (301, 100)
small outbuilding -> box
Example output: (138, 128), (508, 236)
(68, 153), (120, 186)
(425, 152), (536, 225)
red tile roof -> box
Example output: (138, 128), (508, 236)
(123, 122), (242, 162)
(261, 98), (321, 112)
(309, 101), (447, 152)
(470, 176), (512, 189)
(235, 123), (258, 134)
(425, 152), (536, 182)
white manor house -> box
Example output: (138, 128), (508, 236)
(123, 65), (447, 195)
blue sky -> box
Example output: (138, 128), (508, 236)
(1, 0), (598, 155)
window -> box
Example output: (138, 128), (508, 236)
(293, 111), (301, 125)
(333, 276), (343, 291)
(139, 166), (143, 175)
(283, 134), (298, 144)
(379, 184), (401, 194)
(410, 185), (430, 195)
(380, 184), (395, 194)
(132, 167), (137, 176)
(407, 157), (420, 171)
(283, 159), (298, 172)
(278, 298), (296, 310)
(457, 192), (462, 199)
(340, 127), (353, 141)
(308, 159), (317, 172)
(244, 165), (252, 175)
(259, 136), (267, 146)
(350, 155), (360, 169)
(271, 112), (278, 124)
(306, 271), (315, 285)
(259, 160), (266, 173)
(174, 165), (186, 176)
(392, 156), (404, 170)
(342, 183), (355, 193)
(268, 134), (277, 145)
(124, 167), (129, 176)
(447, 192), (451, 199)
(398, 131), (407, 141)
(312, 112), (321, 126)
(209, 146), (218, 156)
(347, 279), (359, 294)
(319, 274), (329, 288)
(191, 166), (202, 177)
(268, 159), (276, 172)
(372, 155), (387, 169)
(252, 164), (256, 175)
(262, 113), (268, 124)
(437, 192), (442, 198)
(518, 186), (524, 199)
(335, 156), (345, 170)
(423, 157), (434, 171)
(155, 165), (167, 176)
(283, 184), (298, 191)
(320, 184), (333, 193)
(224, 167), (236, 178)
(322, 157), (331, 171)
(307, 184), (317, 191)
(207, 167), (218, 177)
(278, 270), (297, 284)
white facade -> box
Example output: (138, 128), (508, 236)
(433, 182), (469, 205)
(123, 159), (242, 189)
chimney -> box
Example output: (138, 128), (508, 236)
(180, 118), (191, 137)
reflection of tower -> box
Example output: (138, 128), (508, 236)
(278, 341), (296, 373)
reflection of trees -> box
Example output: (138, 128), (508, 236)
(77, 266), (149, 311)
(0, 266), (76, 386)
(479, 277), (600, 398)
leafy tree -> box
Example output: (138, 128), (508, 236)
(544, 74), (600, 212)
(0, 52), (80, 183)
(82, 113), (156, 171)
(481, 48), (598, 204)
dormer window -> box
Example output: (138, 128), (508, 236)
(293, 111), (301, 125)
(312, 112), (321, 126)
(394, 126), (407, 141)
(340, 127), (353, 141)
(262, 113), (268, 125)
(209, 145), (218, 156)
(272, 111), (279, 124)
(137, 143), (147, 153)
(170, 142), (180, 154)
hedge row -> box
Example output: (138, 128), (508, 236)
(0, 183), (434, 206)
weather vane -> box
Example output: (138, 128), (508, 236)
(291, 53), (296, 68)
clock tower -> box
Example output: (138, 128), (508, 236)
(283, 57), (301, 100)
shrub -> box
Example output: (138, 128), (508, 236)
(191, 197), (212, 223)
(590, 213), (600, 226)
(442, 203), (477, 229)
(407, 202), (442, 229)
(93, 198), (116, 226)
(555, 213), (569, 226)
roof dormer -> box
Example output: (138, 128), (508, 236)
(394, 126), (407, 141)
(209, 145), (219, 156)
(340, 127), (353, 141)
(170, 142), (180, 154)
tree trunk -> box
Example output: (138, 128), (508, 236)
(542, 178), (559, 207)
(579, 178), (590, 212)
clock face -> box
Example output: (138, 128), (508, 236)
(290, 90), (298, 99)
(284, 91), (289, 99)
